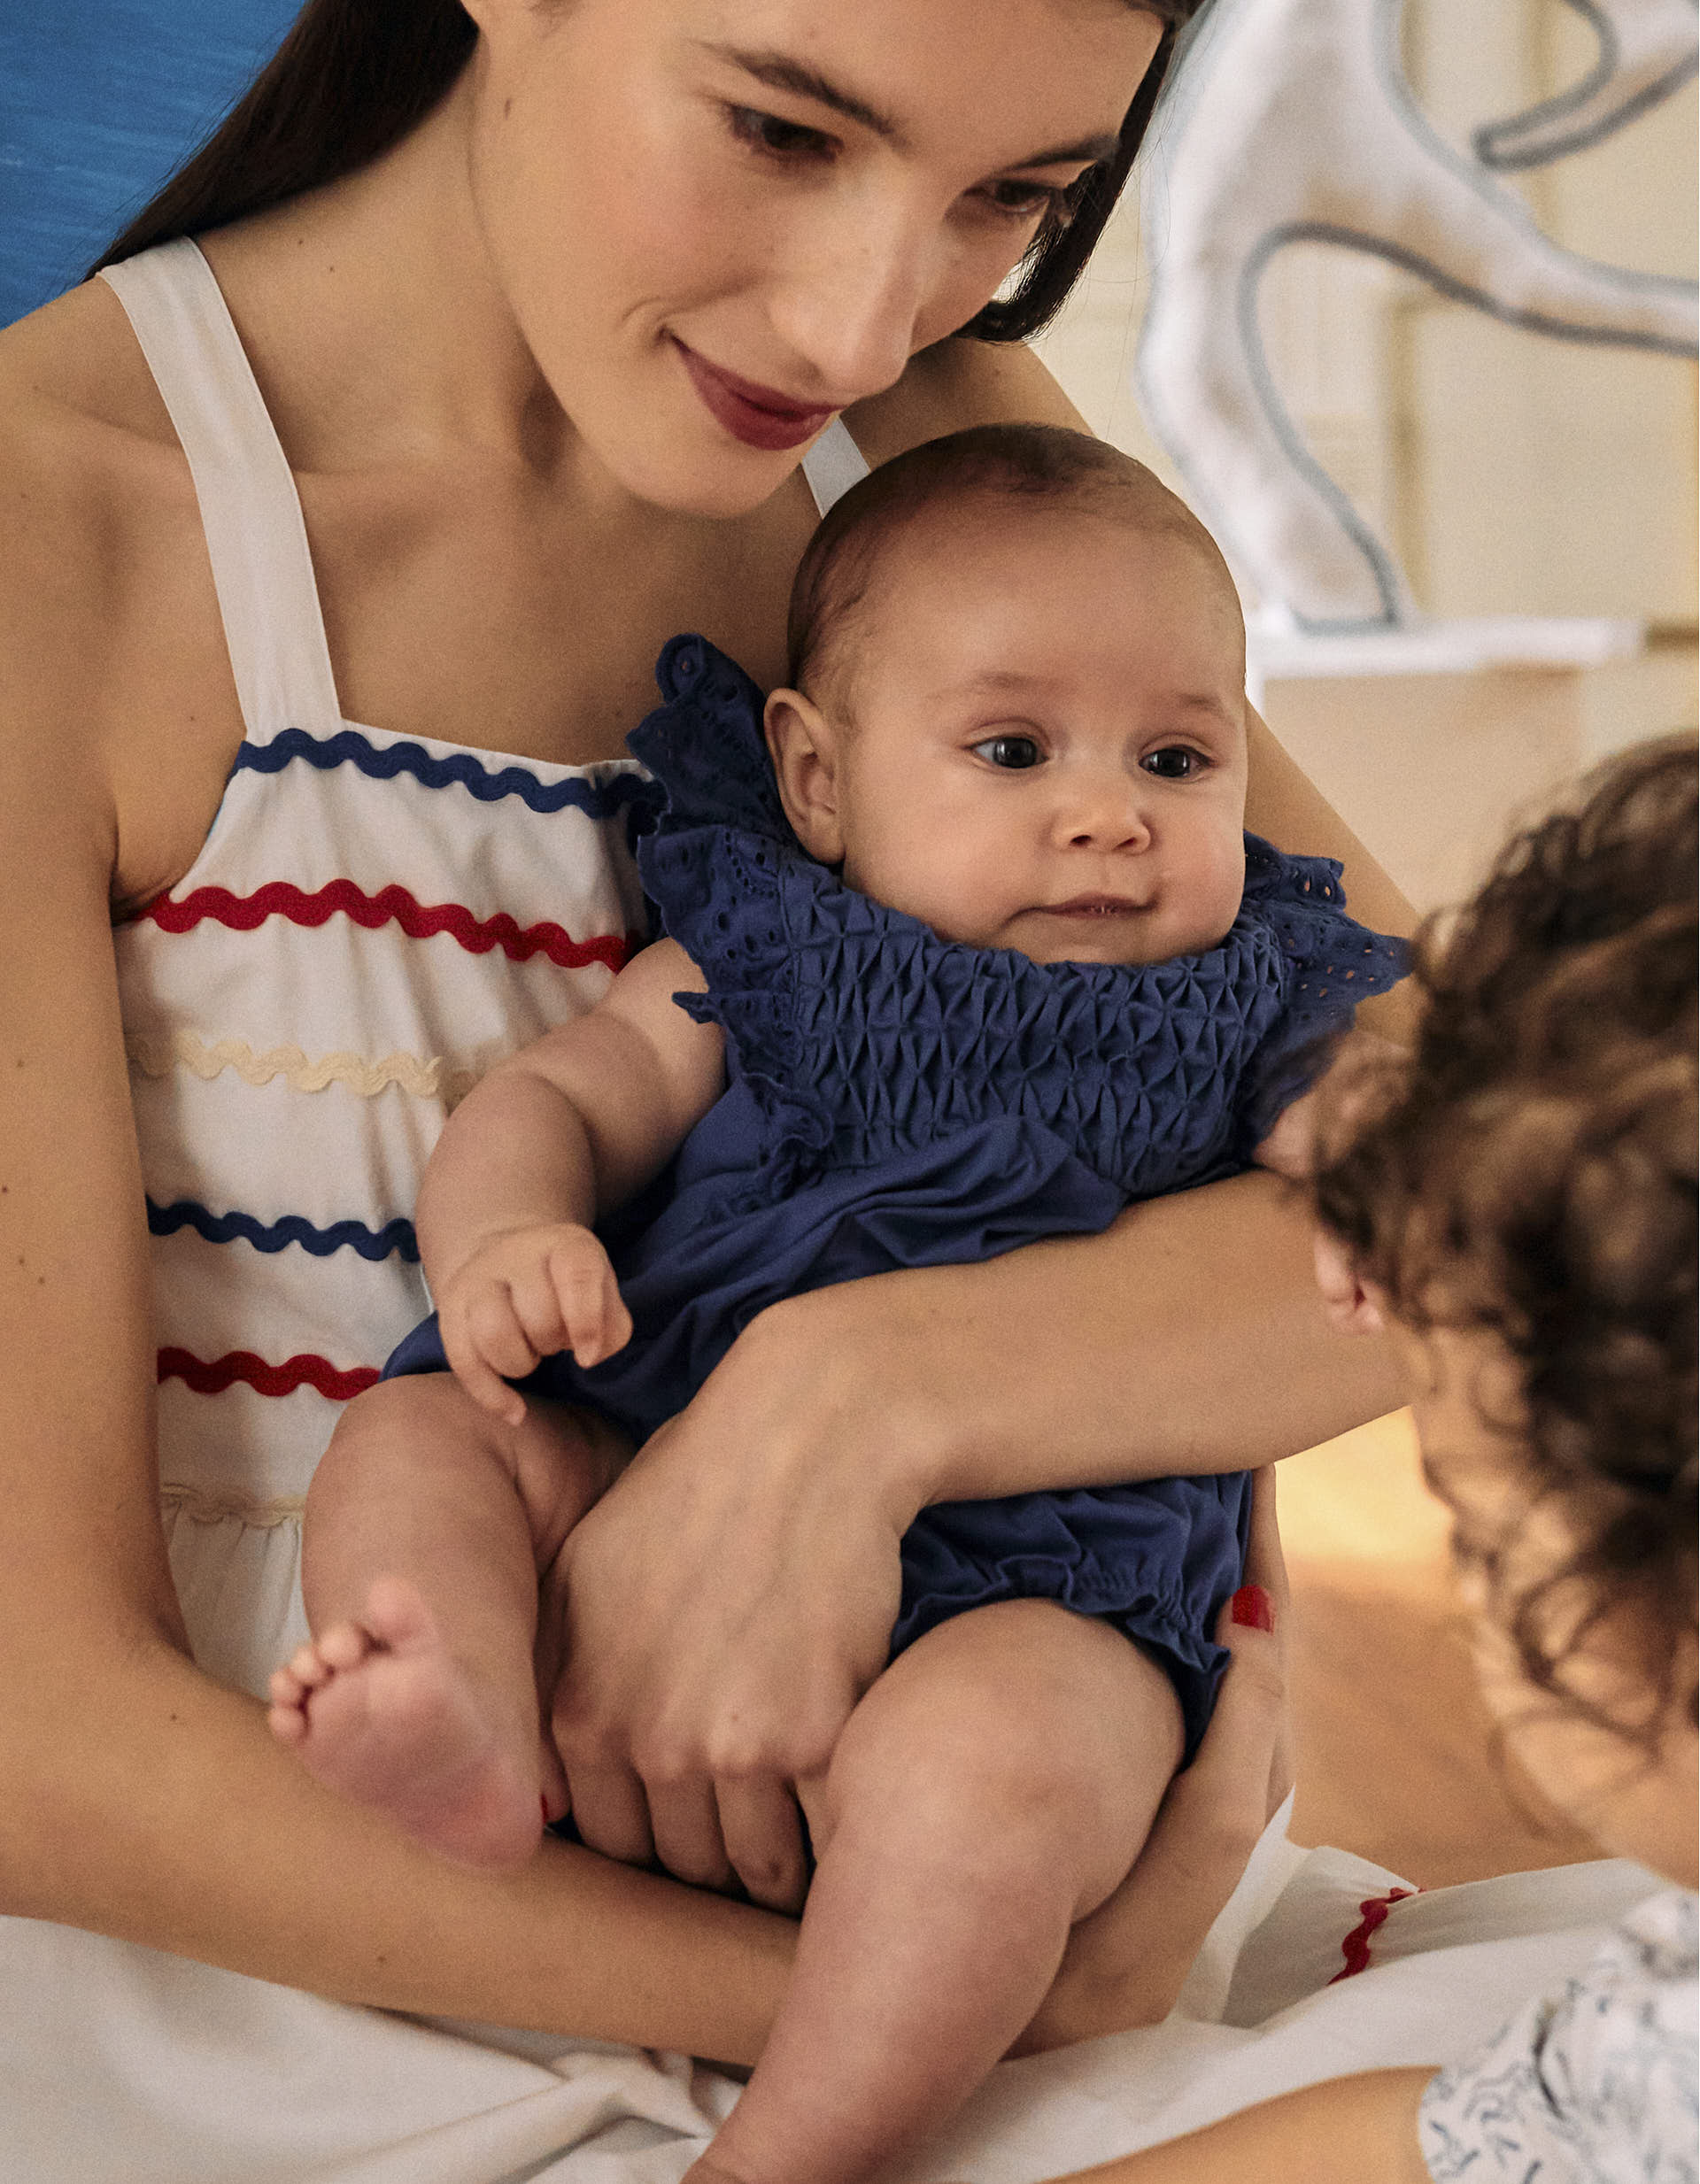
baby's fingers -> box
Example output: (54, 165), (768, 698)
(443, 1293), (534, 1426)
(548, 1241), (631, 1368)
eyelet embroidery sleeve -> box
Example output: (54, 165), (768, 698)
(1417, 1890), (1698, 2183)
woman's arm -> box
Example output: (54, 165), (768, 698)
(0, 459), (794, 2063)
(988, 2071), (1436, 2184)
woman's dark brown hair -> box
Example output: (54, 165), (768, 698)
(1315, 738), (1698, 1742)
(91, 0), (1202, 344)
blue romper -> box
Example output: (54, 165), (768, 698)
(390, 635), (1408, 1756)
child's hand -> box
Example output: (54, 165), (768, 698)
(437, 1224), (632, 1427)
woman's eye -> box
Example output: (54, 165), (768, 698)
(1142, 746), (1205, 781)
(970, 735), (1044, 770)
(728, 106), (835, 162)
(975, 177), (1068, 221)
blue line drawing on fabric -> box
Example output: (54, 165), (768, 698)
(147, 1197), (421, 1263)
(1135, 0), (1698, 632)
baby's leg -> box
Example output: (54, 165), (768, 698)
(693, 1601), (1184, 2184)
(268, 1372), (621, 1867)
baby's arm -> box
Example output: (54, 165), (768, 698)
(417, 940), (725, 1422)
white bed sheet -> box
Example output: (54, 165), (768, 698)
(0, 1802), (1658, 2184)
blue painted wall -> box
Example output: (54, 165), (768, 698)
(0, 1), (299, 327)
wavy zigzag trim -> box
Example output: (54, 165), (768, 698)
(137, 878), (638, 973)
(126, 1029), (481, 1107)
(158, 1347), (381, 1401)
(147, 1198), (420, 1262)
(234, 728), (663, 821)
(160, 1482), (306, 1530)
(1329, 1889), (1418, 1981)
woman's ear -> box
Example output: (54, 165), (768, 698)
(765, 691), (846, 863)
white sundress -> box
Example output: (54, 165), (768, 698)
(0, 237), (1679, 2184)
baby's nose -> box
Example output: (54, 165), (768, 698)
(1062, 773), (1152, 849)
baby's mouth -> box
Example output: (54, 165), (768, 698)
(1039, 897), (1149, 916)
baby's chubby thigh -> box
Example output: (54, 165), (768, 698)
(800, 1600), (1186, 1922)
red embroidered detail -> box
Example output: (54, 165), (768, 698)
(1329, 1889), (1417, 1982)
(157, 1347), (382, 1401)
(139, 881), (636, 972)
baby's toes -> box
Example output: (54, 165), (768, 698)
(281, 1640), (336, 1692)
(313, 1620), (376, 1674)
(267, 1695), (309, 1746)
(268, 1661), (310, 1709)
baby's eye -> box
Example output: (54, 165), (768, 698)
(1142, 745), (1206, 781)
(970, 734), (1044, 770)
(728, 105), (836, 162)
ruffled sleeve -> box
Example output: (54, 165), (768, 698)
(1235, 834), (1408, 1147)
(627, 636), (825, 1169)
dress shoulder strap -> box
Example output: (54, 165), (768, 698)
(800, 415), (871, 517)
(99, 238), (344, 742)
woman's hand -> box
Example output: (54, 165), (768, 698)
(545, 1299), (909, 1912)
(1014, 1469), (1292, 2055)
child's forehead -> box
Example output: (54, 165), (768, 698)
(858, 493), (1247, 670)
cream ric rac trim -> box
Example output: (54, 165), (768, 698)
(127, 1030), (481, 1108)
(160, 1482), (305, 1529)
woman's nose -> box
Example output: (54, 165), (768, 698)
(767, 195), (939, 405)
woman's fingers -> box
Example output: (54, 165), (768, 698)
(1234, 1465), (1293, 1817)
(645, 1777), (736, 1895)
(716, 1777), (810, 1913)
(553, 1755), (657, 1871)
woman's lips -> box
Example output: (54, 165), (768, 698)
(672, 338), (837, 452)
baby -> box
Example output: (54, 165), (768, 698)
(270, 424), (1404, 2184)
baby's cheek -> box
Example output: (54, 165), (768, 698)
(1178, 837), (1248, 953)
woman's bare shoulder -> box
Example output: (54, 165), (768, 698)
(845, 336), (1088, 464)
(0, 282), (239, 907)
(0, 281), (182, 682)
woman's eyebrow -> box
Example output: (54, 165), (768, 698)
(697, 42), (1121, 168)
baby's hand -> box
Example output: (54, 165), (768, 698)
(437, 1225), (632, 1426)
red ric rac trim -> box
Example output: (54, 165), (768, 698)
(139, 881), (634, 972)
(157, 1347), (381, 1401)
(1329, 1888), (1417, 1982)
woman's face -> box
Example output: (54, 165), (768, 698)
(461, 0), (1164, 513)
(1392, 1319), (1699, 1888)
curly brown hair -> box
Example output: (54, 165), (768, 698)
(1314, 737), (1698, 1740)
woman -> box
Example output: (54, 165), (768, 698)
(0, 0), (1410, 2169)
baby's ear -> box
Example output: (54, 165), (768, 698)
(765, 690), (846, 863)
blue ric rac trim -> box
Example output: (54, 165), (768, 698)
(234, 729), (661, 821)
(147, 1197), (420, 1263)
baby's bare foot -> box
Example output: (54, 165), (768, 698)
(267, 1576), (541, 1868)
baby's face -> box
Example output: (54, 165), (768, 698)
(808, 503), (1248, 966)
